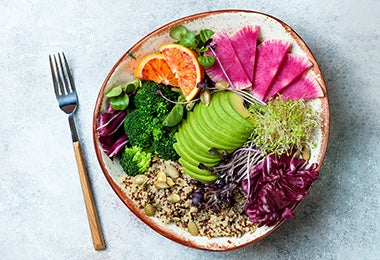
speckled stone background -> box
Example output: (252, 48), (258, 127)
(1, 1), (379, 259)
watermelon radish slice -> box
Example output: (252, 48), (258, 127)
(251, 39), (291, 101)
(230, 25), (260, 82)
(205, 31), (251, 90)
(264, 54), (312, 102)
(280, 74), (324, 100)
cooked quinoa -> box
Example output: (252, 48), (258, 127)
(121, 158), (257, 238)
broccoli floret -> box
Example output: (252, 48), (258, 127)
(133, 81), (179, 117)
(120, 146), (152, 176)
(124, 109), (155, 148)
(153, 130), (179, 161)
(123, 81), (180, 160)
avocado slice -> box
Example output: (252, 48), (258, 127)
(187, 111), (238, 151)
(174, 143), (220, 171)
(206, 92), (252, 135)
(173, 137), (220, 166)
(177, 119), (213, 153)
(195, 101), (248, 145)
(215, 91), (254, 132)
(179, 158), (218, 182)
(177, 121), (222, 161)
(194, 101), (246, 139)
(186, 112), (237, 152)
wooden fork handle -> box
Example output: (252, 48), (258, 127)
(73, 141), (106, 250)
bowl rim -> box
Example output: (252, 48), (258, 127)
(92, 9), (330, 251)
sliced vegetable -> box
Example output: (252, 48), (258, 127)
(205, 31), (251, 90)
(251, 39), (291, 101)
(280, 74), (324, 100)
(230, 25), (260, 82)
(264, 54), (312, 102)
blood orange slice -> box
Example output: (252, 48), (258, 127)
(159, 43), (204, 101)
(134, 53), (178, 87)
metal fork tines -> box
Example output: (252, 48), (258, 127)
(49, 53), (78, 114)
(49, 52), (105, 250)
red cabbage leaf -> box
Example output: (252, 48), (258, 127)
(241, 152), (319, 227)
(97, 105), (128, 158)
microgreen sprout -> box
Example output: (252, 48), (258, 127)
(191, 142), (264, 212)
(249, 96), (319, 155)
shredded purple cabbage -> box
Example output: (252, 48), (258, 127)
(242, 151), (319, 227)
(97, 105), (128, 158)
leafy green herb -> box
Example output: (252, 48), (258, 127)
(249, 96), (319, 155)
(169, 25), (188, 40)
(110, 93), (129, 110)
(198, 29), (214, 43)
(106, 80), (141, 110)
(162, 103), (184, 127)
(198, 56), (215, 67)
(169, 25), (215, 67)
(105, 85), (123, 97)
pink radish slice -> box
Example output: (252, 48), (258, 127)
(230, 25), (260, 82)
(205, 31), (251, 90)
(280, 74), (324, 100)
(251, 39), (291, 101)
(264, 54), (312, 102)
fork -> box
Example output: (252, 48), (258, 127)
(49, 52), (105, 250)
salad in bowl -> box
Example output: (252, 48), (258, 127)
(93, 10), (329, 251)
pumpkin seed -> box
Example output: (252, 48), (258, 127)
(187, 221), (199, 236)
(152, 154), (160, 162)
(167, 193), (180, 203)
(166, 164), (179, 179)
(301, 144), (311, 161)
(172, 217), (181, 222)
(141, 182), (148, 191)
(154, 181), (169, 189)
(132, 174), (148, 185)
(144, 204), (156, 216)
(166, 177), (175, 187)
(156, 171), (167, 182)
(215, 80), (229, 90)
(200, 88), (211, 106)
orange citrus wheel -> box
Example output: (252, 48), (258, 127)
(134, 53), (179, 87)
(159, 43), (204, 101)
